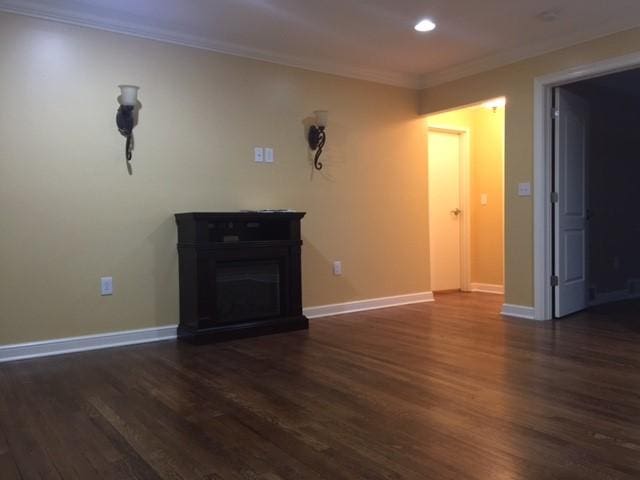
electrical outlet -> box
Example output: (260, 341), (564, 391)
(517, 182), (532, 197)
(101, 277), (113, 296)
(333, 261), (342, 276)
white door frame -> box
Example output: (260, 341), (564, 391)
(533, 51), (640, 320)
(428, 125), (471, 291)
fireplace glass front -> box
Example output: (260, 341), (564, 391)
(216, 261), (281, 323)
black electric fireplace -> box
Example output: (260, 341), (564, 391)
(175, 211), (308, 343)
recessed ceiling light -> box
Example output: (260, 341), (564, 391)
(415, 19), (436, 33)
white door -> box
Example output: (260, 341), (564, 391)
(429, 130), (462, 291)
(554, 88), (589, 317)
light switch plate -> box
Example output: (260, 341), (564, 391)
(333, 261), (342, 276)
(265, 147), (274, 163)
(480, 193), (488, 205)
(254, 147), (264, 163)
(101, 277), (113, 296)
(518, 182), (532, 197)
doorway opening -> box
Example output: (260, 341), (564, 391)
(534, 52), (640, 320)
(426, 100), (506, 300)
(550, 67), (640, 318)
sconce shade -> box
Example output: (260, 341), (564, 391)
(314, 110), (328, 128)
(118, 85), (139, 106)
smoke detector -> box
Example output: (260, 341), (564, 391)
(537, 8), (561, 22)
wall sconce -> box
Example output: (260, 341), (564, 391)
(308, 110), (328, 170)
(116, 85), (140, 161)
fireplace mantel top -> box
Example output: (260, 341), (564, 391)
(175, 211), (306, 221)
(175, 211), (306, 246)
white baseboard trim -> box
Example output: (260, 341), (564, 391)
(0, 292), (436, 363)
(0, 325), (178, 363)
(501, 304), (536, 320)
(470, 283), (504, 294)
(304, 292), (435, 319)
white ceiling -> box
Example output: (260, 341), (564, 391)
(2, 0), (640, 88)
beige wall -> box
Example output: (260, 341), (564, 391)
(420, 27), (640, 307)
(427, 106), (504, 287)
(470, 107), (504, 286)
(0, 13), (429, 345)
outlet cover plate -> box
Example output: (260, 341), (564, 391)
(101, 277), (113, 296)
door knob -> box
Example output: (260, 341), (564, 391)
(451, 208), (462, 216)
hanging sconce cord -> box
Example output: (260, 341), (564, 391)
(120, 132), (133, 161)
(126, 135), (133, 161)
(117, 124), (133, 161)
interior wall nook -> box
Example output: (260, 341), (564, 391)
(427, 104), (505, 296)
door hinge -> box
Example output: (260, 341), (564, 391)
(550, 275), (559, 287)
(550, 192), (559, 203)
(552, 108), (560, 119)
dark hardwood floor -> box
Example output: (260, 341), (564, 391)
(1, 292), (640, 479)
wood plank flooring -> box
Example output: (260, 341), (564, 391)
(1, 292), (640, 479)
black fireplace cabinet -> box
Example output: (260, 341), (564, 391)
(175, 212), (309, 343)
